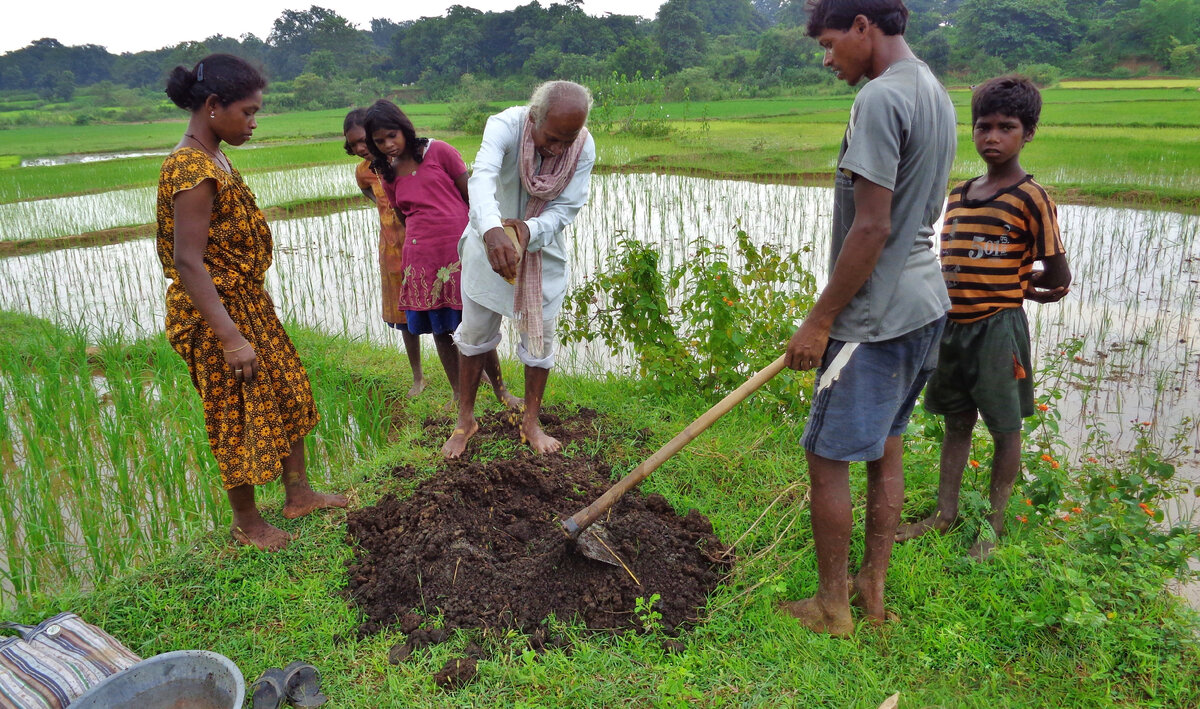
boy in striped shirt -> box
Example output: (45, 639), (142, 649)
(896, 75), (1072, 560)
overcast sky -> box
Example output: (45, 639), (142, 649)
(2, 0), (664, 55)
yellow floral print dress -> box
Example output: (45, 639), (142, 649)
(156, 148), (318, 489)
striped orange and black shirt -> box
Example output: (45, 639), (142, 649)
(940, 175), (1065, 323)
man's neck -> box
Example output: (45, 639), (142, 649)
(867, 35), (917, 81)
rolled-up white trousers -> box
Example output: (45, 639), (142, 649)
(453, 291), (558, 369)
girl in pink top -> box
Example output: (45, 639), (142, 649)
(363, 99), (520, 409)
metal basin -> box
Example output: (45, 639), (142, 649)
(70, 650), (244, 709)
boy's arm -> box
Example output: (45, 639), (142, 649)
(1026, 253), (1072, 303)
(785, 176), (893, 371)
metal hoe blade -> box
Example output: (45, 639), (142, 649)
(573, 523), (622, 566)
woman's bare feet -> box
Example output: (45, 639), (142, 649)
(407, 375), (427, 398)
(442, 420), (479, 459)
(520, 421), (561, 454)
(778, 597), (854, 637)
(231, 521), (293, 552)
(895, 512), (954, 542)
(282, 490), (349, 520)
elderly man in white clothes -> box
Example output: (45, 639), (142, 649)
(443, 80), (596, 459)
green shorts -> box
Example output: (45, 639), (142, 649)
(923, 307), (1034, 434)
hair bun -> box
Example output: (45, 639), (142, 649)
(165, 66), (198, 109)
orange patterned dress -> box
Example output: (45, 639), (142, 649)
(156, 148), (319, 489)
(355, 160), (407, 325)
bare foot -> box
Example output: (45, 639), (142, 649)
(849, 575), (896, 626)
(231, 521), (292, 552)
(520, 422), (561, 454)
(442, 420), (479, 459)
(895, 512), (954, 542)
(407, 376), (426, 398)
(282, 490), (349, 519)
(778, 597), (854, 637)
(495, 386), (524, 410)
(967, 538), (996, 562)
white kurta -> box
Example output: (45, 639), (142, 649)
(458, 105), (596, 319)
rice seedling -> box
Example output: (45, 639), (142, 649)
(0, 312), (402, 610)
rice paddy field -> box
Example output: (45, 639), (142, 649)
(1, 82), (1199, 705)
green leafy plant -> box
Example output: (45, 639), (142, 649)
(634, 593), (663, 633)
(561, 225), (817, 403)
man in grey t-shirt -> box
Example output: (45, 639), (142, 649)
(780, 0), (955, 637)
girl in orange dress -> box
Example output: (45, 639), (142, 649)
(343, 108), (426, 396)
(344, 106), (521, 410)
(156, 54), (346, 552)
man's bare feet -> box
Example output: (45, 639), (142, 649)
(495, 386), (524, 410)
(407, 376), (427, 398)
(895, 512), (954, 542)
(967, 538), (996, 561)
(442, 420), (479, 459)
(282, 490), (349, 520)
(849, 574), (895, 626)
(778, 597), (854, 637)
(231, 521), (292, 551)
(520, 422), (561, 454)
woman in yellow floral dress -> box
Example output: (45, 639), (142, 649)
(157, 54), (346, 552)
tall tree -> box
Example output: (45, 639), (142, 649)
(954, 0), (1081, 66)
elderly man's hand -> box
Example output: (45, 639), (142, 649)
(483, 221), (528, 282)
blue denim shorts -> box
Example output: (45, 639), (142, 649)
(405, 308), (462, 335)
(801, 316), (946, 462)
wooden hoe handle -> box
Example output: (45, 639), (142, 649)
(562, 354), (788, 539)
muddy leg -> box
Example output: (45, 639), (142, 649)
(443, 353), (484, 459)
(896, 410), (976, 541)
(779, 451), (854, 637)
(852, 436), (903, 625)
(280, 439), (348, 519)
(520, 365), (560, 454)
(400, 329), (425, 397)
(228, 484), (290, 551)
(482, 350), (523, 409)
(432, 332), (460, 406)
(969, 429), (1021, 561)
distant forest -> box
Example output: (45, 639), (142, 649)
(2, 0), (1199, 108)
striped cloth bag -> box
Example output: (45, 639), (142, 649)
(0, 613), (141, 708)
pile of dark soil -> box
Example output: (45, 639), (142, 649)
(345, 406), (733, 639)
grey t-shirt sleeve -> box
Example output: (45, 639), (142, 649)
(838, 84), (905, 191)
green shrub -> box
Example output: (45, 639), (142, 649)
(447, 101), (498, 134)
(560, 226), (817, 402)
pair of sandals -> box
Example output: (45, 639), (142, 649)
(249, 660), (327, 708)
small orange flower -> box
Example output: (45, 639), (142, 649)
(1143, 507), (1155, 516)
(1140, 421), (1152, 427)
(1071, 507), (1083, 514)
(1061, 514), (1071, 522)
(1037, 403), (1049, 412)
(969, 459), (981, 468)
(1051, 461), (1060, 469)
(1016, 515), (1028, 523)
(1041, 454), (1053, 462)
(1024, 498), (1033, 506)
(1087, 456), (1099, 464)
(1074, 355), (1083, 361)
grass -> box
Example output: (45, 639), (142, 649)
(0, 312), (401, 604)
(9, 323), (1197, 707)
